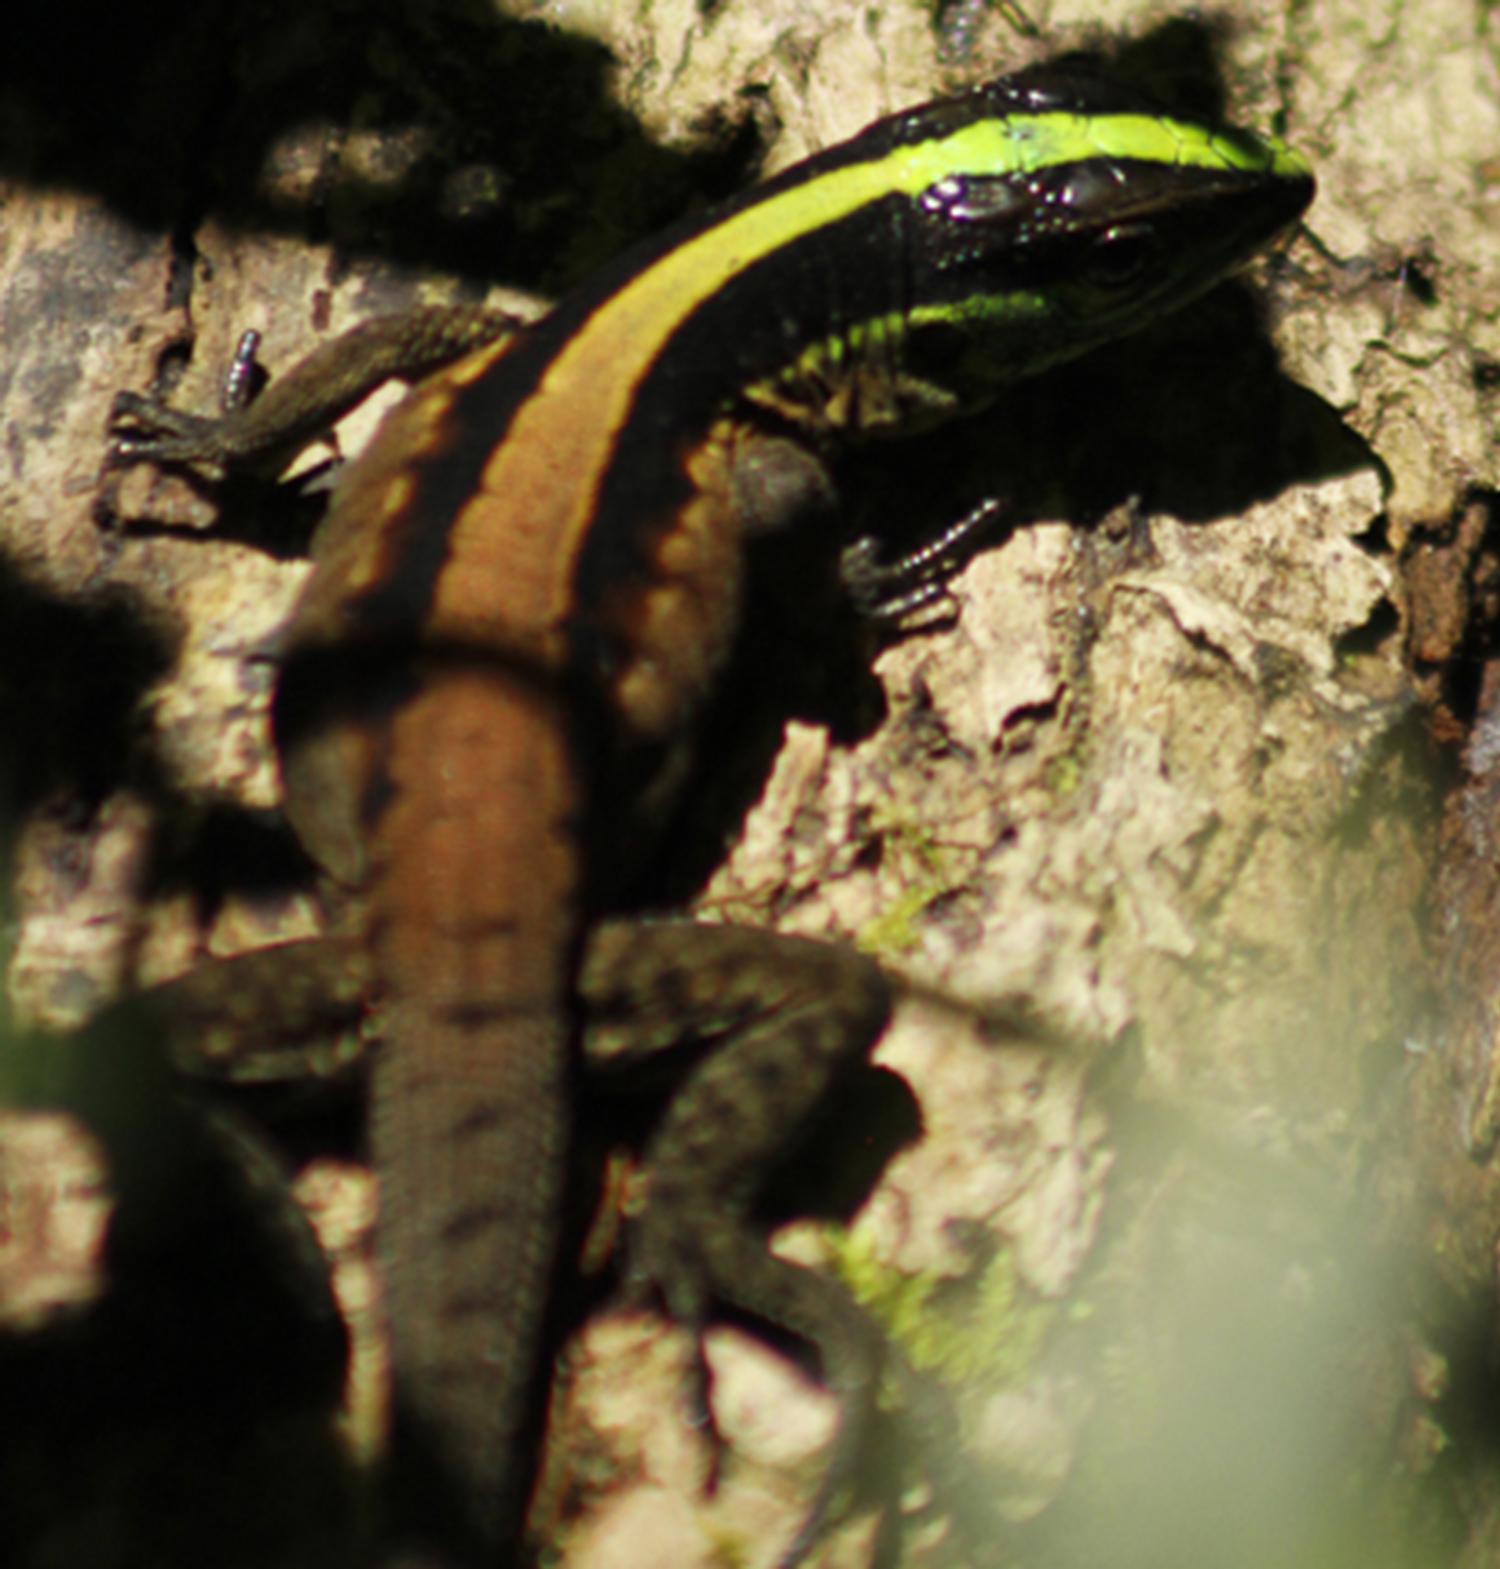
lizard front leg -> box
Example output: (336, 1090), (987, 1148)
(106, 306), (522, 482)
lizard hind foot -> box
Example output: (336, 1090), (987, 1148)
(637, 1208), (888, 1569)
(621, 1168), (888, 1558)
(769, 1284), (885, 1569)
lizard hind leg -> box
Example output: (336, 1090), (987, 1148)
(578, 918), (897, 1564)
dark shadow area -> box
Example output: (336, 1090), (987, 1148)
(0, 1005), (356, 1568)
(142, 802), (324, 931)
(2, 1016), (347, 1414)
(0, 557), (177, 999)
(0, 552), (334, 1030)
(1098, 16), (1247, 129)
(1422, 1288), (1500, 1558)
(0, 558), (172, 824)
(104, 470), (338, 563)
(2, 0), (760, 295)
(882, 279), (1372, 534)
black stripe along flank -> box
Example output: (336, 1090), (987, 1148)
(334, 300), (580, 645)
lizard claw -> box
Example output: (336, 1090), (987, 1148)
(105, 389), (232, 478)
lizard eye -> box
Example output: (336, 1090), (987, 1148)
(1080, 223), (1159, 290)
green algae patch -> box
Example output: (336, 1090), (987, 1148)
(828, 1226), (1052, 1389)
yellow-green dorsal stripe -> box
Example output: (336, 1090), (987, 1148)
(985, 111), (1311, 179)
